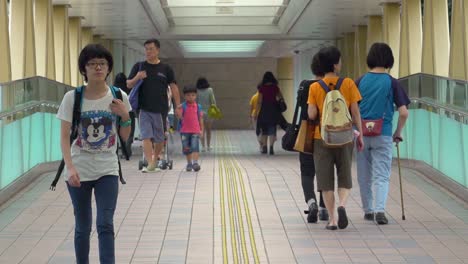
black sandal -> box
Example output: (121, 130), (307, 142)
(326, 223), (337, 230)
(337, 206), (349, 229)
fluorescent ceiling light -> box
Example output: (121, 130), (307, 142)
(179, 40), (264, 53)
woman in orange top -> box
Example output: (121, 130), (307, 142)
(307, 46), (364, 230)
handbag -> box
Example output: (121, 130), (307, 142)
(281, 95), (300, 151)
(278, 98), (287, 113)
(128, 62), (144, 111)
(293, 119), (316, 154)
(207, 104), (222, 119)
(361, 88), (391, 137)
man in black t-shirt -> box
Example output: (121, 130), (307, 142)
(127, 39), (181, 173)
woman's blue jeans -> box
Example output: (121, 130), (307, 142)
(67, 175), (118, 264)
(356, 136), (393, 214)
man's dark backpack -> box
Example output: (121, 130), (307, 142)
(50, 86), (129, 190)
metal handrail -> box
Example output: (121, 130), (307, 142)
(0, 75), (73, 87)
(0, 100), (59, 119)
(400, 72), (468, 85)
(411, 97), (468, 117)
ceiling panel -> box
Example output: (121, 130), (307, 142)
(50, 0), (392, 58)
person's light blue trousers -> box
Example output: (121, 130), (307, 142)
(357, 136), (393, 213)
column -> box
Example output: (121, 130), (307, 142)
(354, 25), (368, 77)
(34, 0), (55, 79)
(0, 0), (11, 82)
(449, 0), (468, 80)
(53, 5), (71, 84)
(367, 15), (383, 51)
(399, 0), (422, 77)
(113, 41), (124, 76)
(81, 26), (93, 49)
(100, 39), (113, 82)
(277, 57), (294, 122)
(10, 0), (36, 80)
(343, 32), (355, 78)
(421, 0), (450, 76)
(69, 17), (82, 86)
(382, 3), (401, 78)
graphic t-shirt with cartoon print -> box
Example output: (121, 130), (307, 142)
(56, 87), (131, 182)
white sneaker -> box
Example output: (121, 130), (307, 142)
(142, 164), (160, 173)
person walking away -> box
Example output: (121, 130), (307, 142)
(127, 39), (181, 173)
(355, 42), (410, 224)
(300, 54), (329, 223)
(57, 44), (131, 263)
(196, 77), (216, 152)
(308, 46), (364, 230)
(180, 85), (204, 171)
(249, 90), (263, 152)
(255, 71), (284, 155)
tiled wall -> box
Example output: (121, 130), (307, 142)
(166, 58), (278, 129)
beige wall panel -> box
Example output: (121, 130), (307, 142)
(69, 17), (82, 87)
(277, 57), (294, 122)
(53, 5), (71, 84)
(355, 25), (368, 77)
(422, 0), (450, 76)
(449, 0), (468, 80)
(343, 32), (355, 78)
(383, 3), (401, 78)
(35, 0), (55, 79)
(367, 15), (383, 51)
(167, 58), (277, 129)
(0, 0), (11, 82)
(10, 0), (36, 80)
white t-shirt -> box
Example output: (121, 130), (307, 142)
(56, 87), (131, 182)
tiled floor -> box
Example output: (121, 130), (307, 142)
(0, 130), (467, 264)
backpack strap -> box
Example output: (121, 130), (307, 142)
(197, 103), (202, 119)
(318, 80), (331, 93)
(51, 86), (128, 190)
(318, 78), (345, 93)
(111, 86), (127, 184)
(335, 78), (344, 91)
(50, 86), (84, 190)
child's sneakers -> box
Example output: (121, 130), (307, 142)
(192, 163), (201, 172)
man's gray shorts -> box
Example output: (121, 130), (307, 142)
(139, 110), (165, 143)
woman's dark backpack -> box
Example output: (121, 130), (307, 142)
(50, 86), (129, 190)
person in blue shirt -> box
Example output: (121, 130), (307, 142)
(355, 43), (410, 225)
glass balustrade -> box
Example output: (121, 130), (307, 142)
(395, 74), (468, 188)
(0, 77), (73, 190)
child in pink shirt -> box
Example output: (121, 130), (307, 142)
(179, 85), (204, 171)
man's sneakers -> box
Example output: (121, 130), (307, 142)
(364, 213), (375, 221)
(186, 163), (193, 171)
(307, 202), (318, 223)
(142, 163), (160, 173)
(375, 212), (388, 225)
